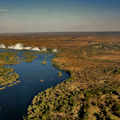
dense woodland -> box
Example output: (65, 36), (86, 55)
(23, 41), (120, 120)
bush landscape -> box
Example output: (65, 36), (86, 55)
(0, 32), (120, 119)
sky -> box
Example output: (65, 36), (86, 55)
(0, 0), (120, 33)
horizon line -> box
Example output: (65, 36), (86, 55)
(0, 31), (120, 34)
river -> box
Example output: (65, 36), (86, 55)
(0, 50), (70, 120)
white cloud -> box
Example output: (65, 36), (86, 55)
(0, 9), (9, 12)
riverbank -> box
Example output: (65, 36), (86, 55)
(23, 41), (120, 120)
(0, 51), (70, 120)
(0, 32), (120, 120)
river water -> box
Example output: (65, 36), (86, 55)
(0, 50), (70, 120)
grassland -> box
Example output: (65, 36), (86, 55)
(0, 32), (120, 119)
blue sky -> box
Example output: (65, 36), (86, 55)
(0, 0), (120, 33)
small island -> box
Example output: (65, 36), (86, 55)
(40, 79), (43, 82)
(23, 51), (38, 63)
(57, 71), (62, 77)
(0, 50), (37, 90)
(42, 60), (47, 65)
(0, 52), (20, 90)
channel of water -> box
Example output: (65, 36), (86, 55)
(0, 50), (70, 120)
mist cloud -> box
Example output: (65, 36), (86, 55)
(0, 9), (9, 12)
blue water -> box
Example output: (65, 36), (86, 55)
(0, 50), (70, 120)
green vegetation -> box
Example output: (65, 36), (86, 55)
(23, 51), (38, 63)
(0, 51), (20, 89)
(0, 50), (37, 90)
(0, 72), (19, 86)
(42, 60), (47, 65)
(23, 51), (38, 55)
(7, 52), (20, 64)
(24, 41), (120, 120)
(14, 80), (20, 85)
(47, 48), (52, 53)
(57, 71), (62, 77)
(8, 84), (13, 87)
(0, 51), (20, 65)
(77, 42), (120, 63)
(40, 79), (43, 82)
(0, 87), (5, 90)
(0, 67), (14, 76)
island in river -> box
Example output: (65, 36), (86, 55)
(0, 49), (70, 120)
